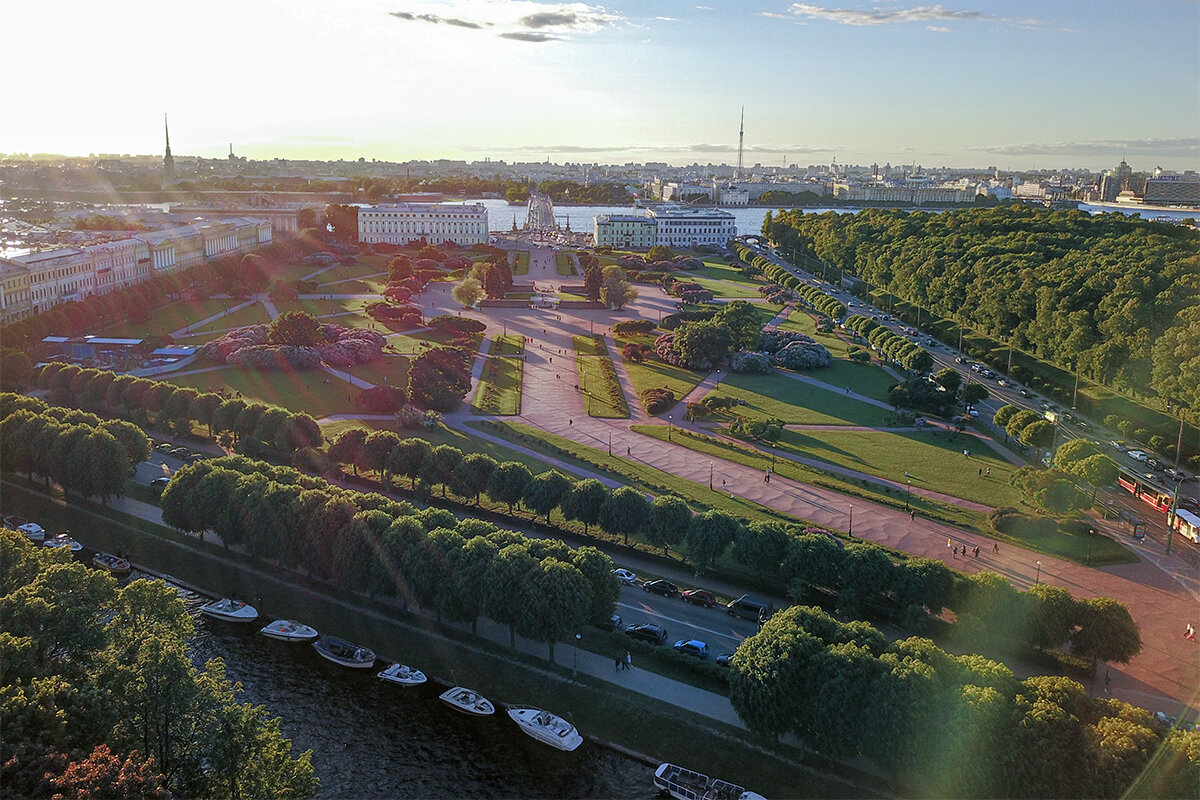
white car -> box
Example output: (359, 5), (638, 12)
(1128, 451), (1148, 462)
(613, 568), (637, 585)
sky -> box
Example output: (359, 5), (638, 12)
(4, 0), (1199, 171)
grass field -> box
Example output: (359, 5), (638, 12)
(386, 329), (480, 355)
(512, 251), (529, 275)
(339, 356), (411, 390)
(676, 273), (763, 298)
(166, 366), (358, 417)
(104, 299), (245, 338)
(472, 356), (523, 415)
(491, 334), (525, 356)
(772, 427), (1026, 508)
(623, 359), (706, 412)
(576, 355), (630, 418)
(709, 371), (892, 427)
(571, 334), (608, 356)
(190, 301), (272, 333)
(272, 298), (370, 317)
(316, 261), (387, 284)
(775, 310), (856, 357)
(556, 252), (576, 276)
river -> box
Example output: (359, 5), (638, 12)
(171, 584), (655, 799)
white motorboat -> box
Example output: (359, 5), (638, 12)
(43, 533), (82, 552)
(653, 763), (767, 800)
(377, 662), (427, 686)
(438, 686), (494, 716)
(259, 619), (319, 643)
(199, 598), (259, 623)
(312, 636), (376, 668)
(507, 706), (583, 752)
(92, 552), (131, 574)
(18, 523), (46, 543)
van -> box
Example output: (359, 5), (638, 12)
(726, 595), (774, 622)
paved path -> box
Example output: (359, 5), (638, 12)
(168, 298), (258, 337)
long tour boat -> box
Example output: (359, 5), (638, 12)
(653, 763), (767, 800)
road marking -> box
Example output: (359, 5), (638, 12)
(616, 600), (749, 645)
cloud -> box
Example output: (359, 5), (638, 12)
(926, 25), (951, 32)
(970, 137), (1200, 157)
(499, 31), (559, 41)
(783, 3), (1056, 29)
(390, 2), (622, 42)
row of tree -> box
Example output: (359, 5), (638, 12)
(729, 605), (1192, 798)
(843, 314), (934, 374)
(0, 239), (316, 352)
(731, 242), (847, 320)
(0, 530), (319, 798)
(160, 454), (620, 661)
(0, 397), (150, 502)
(32, 363), (323, 452)
(761, 205), (1200, 416)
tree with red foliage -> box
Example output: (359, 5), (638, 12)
(50, 745), (166, 799)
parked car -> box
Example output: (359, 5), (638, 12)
(593, 613), (622, 631)
(154, 442), (173, 452)
(184, 453), (207, 464)
(1128, 451), (1148, 462)
(673, 639), (710, 659)
(625, 624), (668, 644)
(169, 447), (191, 459)
(642, 579), (679, 598)
(150, 476), (171, 491)
(715, 652), (734, 668)
(613, 568), (637, 585)
(681, 589), (716, 608)
(727, 595), (774, 622)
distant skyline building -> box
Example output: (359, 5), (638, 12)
(163, 114), (175, 182)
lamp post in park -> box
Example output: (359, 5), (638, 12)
(848, 504), (853, 537)
(709, 461), (714, 490)
(668, 415), (673, 442)
(1035, 560), (1042, 585)
(573, 633), (581, 677)
(905, 479), (912, 510)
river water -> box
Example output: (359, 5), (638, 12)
(173, 586), (655, 799)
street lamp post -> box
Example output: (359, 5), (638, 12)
(848, 504), (853, 537)
(1035, 560), (1042, 585)
(905, 479), (912, 510)
(1087, 528), (1095, 565)
(573, 633), (581, 677)
(668, 415), (673, 442)
(608, 431), (612, 456)
(709, 461), (714, 490)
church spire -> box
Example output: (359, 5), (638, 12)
(163, 114), (176, 181)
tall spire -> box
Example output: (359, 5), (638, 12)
(163, 114), (176, 181)
(735, 106), (745, 182)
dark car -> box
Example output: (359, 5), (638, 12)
(169, 447), (191, 459)
(642, 579), (679, 598)
(727, 594), (774, 622)
(681, 589), (716, 608)
(592, 613), (622, 631)
(150, 476), (171, 491)
(715, 652), (734, 668)
(625, 623), (668, 644)
(673, 639), (710, 659)
(184, 453), (207, 464)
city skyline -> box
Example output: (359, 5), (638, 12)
(4, 0), (1199, 170)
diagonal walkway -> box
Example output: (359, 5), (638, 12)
(168, 298), (258, 337)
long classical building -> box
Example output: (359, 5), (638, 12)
(0, 218), (271, 325)
(358, 202), (488, 247)
(593, 206), (737, 251)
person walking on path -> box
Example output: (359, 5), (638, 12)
(910, 510), (916, 521)
(615, 656), (622, 671)
(624, 651), (632, 670)
(947, 537), (952, 552)
(1187, 623), (1196, 641)
(993, 541), (1000, 554)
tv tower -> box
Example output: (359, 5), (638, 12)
(735, 106), (744, 182)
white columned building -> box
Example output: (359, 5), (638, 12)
(358, 203), (489, 246)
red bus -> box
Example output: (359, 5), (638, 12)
(1118, 470), (1172, 514)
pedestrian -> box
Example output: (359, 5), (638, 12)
(985, 467), (991, 477)
(978, 467), (982, 477)
(947, 537), (952, 551)
(910, 510), (915, 521)
(845, 385), (850, 394)
(556, 373), (560, 379)
(993, 541), (999, 554)
(569, 419), (573, 426)
(963, 449), (969, 457)
(722, 478), (726, 490)
(952, 546), (957, 558)
(624, 651), (632, 670)
(615, 656), (622, 672)
(974, 546), (980, 558)
(1187, 623), (1196, 641)
(626, 447), (631, 456)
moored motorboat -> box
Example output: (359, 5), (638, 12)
(259, 619), (319, 643)
(199, 598), (259, 622)
(653, 763), (767, 800)
(92, 552), (131, 574)
(377, 662), (427, 686)
(507, 706), (583, 751)
(43, 533), (83, 552)
(312, 636), (375, 668)
(438, 686), (494, 716)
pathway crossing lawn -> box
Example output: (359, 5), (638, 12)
(316, 261), (387, 284)
(321, 419), (551, 474)
(623, 359), (706, 410)
(103, 299), (242, 338)
(190, 302), (271, 333)
(273, 298), (369, 317)
(341, 356), (410, 390)
(806, 361), (898, 401)
(166, 366), (358, 417)
(774, 428), (1025, 508)
(710, 371), (892, 427)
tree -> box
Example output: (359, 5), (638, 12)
(48, 744), (166, 799)
(519, 558), (590, 664)
(935, 368), (962, 394)
(268, 311), (324, 347)
(1073, 453), (1120, 503)
(687, 510), (741, 573)
(0, 347), (32, 391)
(362, 431), (401, 485)
(671, 320), (733, 370)
(600, 265), (637, 310)
(1053, 437), (1101, 470)
(452, 278), (484, 308)
(570, 545), (620, 626)
(522, 470), (572, 524)
(1020, 419), (1056, 450)
(583, 264), (602, 301)
(600, 486), (649, 546)
(1005, 409), (1042, 441)
(647, 244), (674, 262)
(421, 444), (463, 498)
(485, 543), (539, 648)
(561, 479), (609, 535)
(960, 382), (989, 406)
(98, 419), (151, 467)
(646, 495), (691, 556)
(408, 347), (472, 412)
(388, 437), (432, 489)
(1070, 596), (1142, 667)
(451, 452), (497, 504)
(486, 461), (533, 513)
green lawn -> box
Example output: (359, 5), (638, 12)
(709, 371), (892, 427)
(769, 311), (898, 399)
(576, 356), (630, 418)
(316, 261), (387, 284)
(623, 359), (707, 412)
(772, 428), (1026, 508)
(166, 366), (358, 418)
(472, 356), (523, 415)
(776, 311), (856, 357)
(190, 301), (272, 333)
(103, 299), (245, 338)
(676, 273), (762, 298)
(491, 334), (525, 356)
(339, 356), (410, 390)
(272, 298), (370, 317)
(571, 334), (608, 356)
(556, 252), (576, 276)
(512, 251), (530, 275)
(387, 329), (481, 355)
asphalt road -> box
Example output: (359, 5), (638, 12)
(615, 580), (761, 656)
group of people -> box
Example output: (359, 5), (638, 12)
(614, 651), (632, 671)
